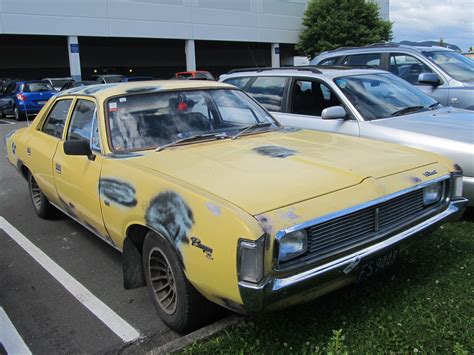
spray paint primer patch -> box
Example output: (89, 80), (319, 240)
(99, 178), (137, 207)
(146, 191), (194, 245)
(253, 145), (296, 158)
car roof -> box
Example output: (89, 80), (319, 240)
(57, 80), (233, 99)
(221, 66), (388, 80)
(315, 44), (454, 60)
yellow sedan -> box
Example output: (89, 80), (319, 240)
(5, 80), (467, 332)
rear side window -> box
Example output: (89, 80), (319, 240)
(223, 77), (252, 89)
(42, 99), (73, 138)
(247, 76), (287, 112)
(318, 56), (342, 66)
(23, 82), (54, 92)
(342, 53), (381, 67)
(67, 100), (97, 142)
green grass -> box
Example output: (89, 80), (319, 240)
(182, 211), (474, 354)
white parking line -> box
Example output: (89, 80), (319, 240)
(0, 120), (16, 125)
(0, 307), (32, 355)
(0, 217), (141, 343)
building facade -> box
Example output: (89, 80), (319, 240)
(0, 0), (389, 80)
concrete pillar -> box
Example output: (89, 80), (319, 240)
(67, 36), (82, 81)
(185, 39), (196, 71)
(271, 43), (280, 68)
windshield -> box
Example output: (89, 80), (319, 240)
(23, 82), (55, 92)
(104, 76), (125, 83)
(107, 89), (278, 151)
(334, 73), (437, 121)
(51, 79), (74, 88)
(423, 51), (474, 82)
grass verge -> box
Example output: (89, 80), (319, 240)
(181, 212), (474, 354)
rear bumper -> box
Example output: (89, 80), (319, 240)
(239, 198), (468, 312)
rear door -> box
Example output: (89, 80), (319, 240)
(53, 97), (110, 242)
(26, 98), (74, 205)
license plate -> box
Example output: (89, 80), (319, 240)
(358, 249), (399, 281)
(37, 101), (47, 105)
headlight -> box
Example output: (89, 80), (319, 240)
(278, 229), (307, 262)
(238, 236), (265, 283)
(452, 175), (463, 199)
(423, 182), (443, 205)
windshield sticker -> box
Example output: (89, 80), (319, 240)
(119, 97), (127, 103)
(253, 145), (296, 158)
(109, 102), (118, 112)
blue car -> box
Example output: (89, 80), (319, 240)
(0, 80), (56, 120)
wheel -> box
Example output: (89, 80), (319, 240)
(143, 231), (217, 333)
(28, 173), (55, 219)
(14, 106), (23, 121)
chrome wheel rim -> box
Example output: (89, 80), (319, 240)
(14, 108), (19, 120)
(148, 247), (177, 315)
(30, 176), (42, 210)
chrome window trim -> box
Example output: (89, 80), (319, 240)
(273, 174), (451, 267)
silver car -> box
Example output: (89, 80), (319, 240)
(311, 44), (474, 110)
(220, 67), (474, 205)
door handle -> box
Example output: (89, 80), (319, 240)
(55, 163), (62, 174)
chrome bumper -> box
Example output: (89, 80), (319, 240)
(463, 176), (474, 206)
(239, 198), (468, 312)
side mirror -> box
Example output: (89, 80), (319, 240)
(321, 106), (347, 120)
(418, 73), (440, 86)
(64, 140), (95, 160)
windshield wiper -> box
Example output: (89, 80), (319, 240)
(428, 101), (441, 110)
(231, 122), (273, 140)
(156, 133), (227, 152)
(390, 106), (425, 117)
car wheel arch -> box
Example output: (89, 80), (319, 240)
(123, 224), (183, 290)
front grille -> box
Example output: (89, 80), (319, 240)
(279, 182), (447, 269)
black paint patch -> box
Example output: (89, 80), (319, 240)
(99, 178), (137, 207)
(59, 195), (78, 219)
(253, 145), (296, 158)
(281, 127), (301, 133)
(11, 141), (16, 155)
(145, 191), (194, 245)
(83, 84), (118, 95)
(125, 86), (160, 94)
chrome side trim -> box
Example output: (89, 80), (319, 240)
(50, 201), (121, 252)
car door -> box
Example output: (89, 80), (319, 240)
(53, 97), (110, 241)
(273, 78), (360, 137)
(388, 53), (449, 106)
(26, 98), (74, 205)
(1, 82), (17, 114)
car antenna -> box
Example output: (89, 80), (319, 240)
(25, 103), (31, 126)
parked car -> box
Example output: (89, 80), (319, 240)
(220, 66), (474, 205)
(90, 74), (126, 84)
(5, 80), (467, 332)
(0, 80), (57, 120)
(42, 77), (75, 91)
(311, 44), (474, 110)
(60, 80), (96, 91)
(122, 76), (155, 82)
(175, 70), (215, 80)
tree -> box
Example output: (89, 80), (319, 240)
(296, 0), (393, 58)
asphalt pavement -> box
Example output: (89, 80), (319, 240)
(0, 118), (186, 353)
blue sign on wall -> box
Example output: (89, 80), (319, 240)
(274, 46), (280, 55)
(70, 43), (80, 54)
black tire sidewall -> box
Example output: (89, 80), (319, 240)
(28, 173), (50, 219)
(143, 232), (206, 333)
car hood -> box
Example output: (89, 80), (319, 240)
(371, 108), (474, 144)
(130, 130), (435, 215)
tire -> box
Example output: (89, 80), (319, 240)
(0, 109), (5, 118)
(28, 173), (56, 219)
(143, 231), (217, 333)
(14, 106), (23, 121)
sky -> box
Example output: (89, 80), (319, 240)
(390, 0), (474, 52)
